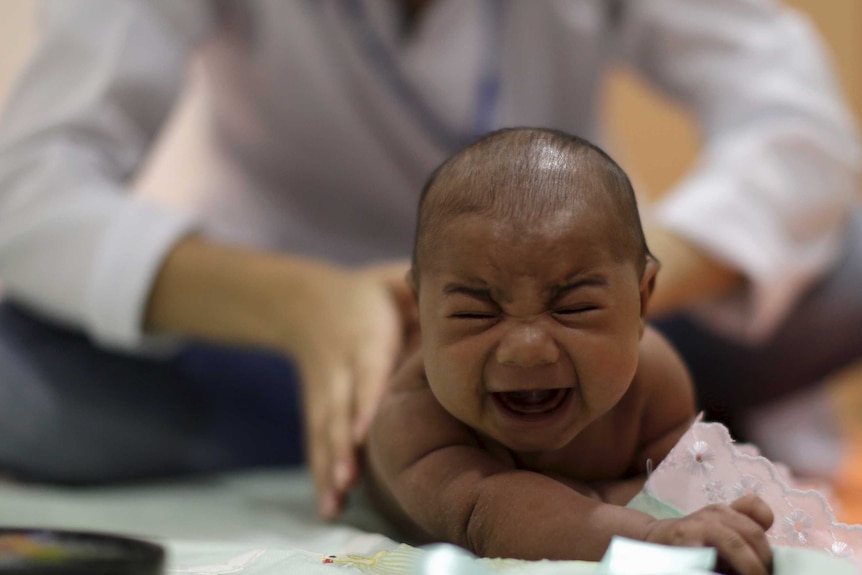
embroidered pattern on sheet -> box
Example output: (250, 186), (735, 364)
(322, 546), (413, 573)
(320, 544), (576, 574)
(644, 419), (862, 572)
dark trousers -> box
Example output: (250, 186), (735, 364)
(0, 306), (304, 482)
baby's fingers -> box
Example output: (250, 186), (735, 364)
(706, 522), (771, 575)
(726, 495), (774, 569)
(648, 501), (773, 575)
(730, 494), (775, 531)
(691, 501), (772, 575)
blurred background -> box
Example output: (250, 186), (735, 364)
(1, 0), (862, 516)
(7, 0), (859, 200)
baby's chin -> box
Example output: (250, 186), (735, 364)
(478, 416), (584, 455)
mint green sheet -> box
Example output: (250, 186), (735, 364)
(0, 469), (853, 574)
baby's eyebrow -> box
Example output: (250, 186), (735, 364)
(550, 275), (608, 299)
(442, 283), (492, 300)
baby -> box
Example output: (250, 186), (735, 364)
(365, 128), (774, 575)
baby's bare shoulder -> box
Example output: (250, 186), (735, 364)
(635, 326), (693, 401)
(368, 351), (480, 476)
(625, 326), (697, 470)
(601, 327), (691, 429)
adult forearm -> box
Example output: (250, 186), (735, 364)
(143, 236), (332, 353)
(645, 228), (743, 318)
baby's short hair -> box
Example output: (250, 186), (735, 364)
(412, 127), (651, 277)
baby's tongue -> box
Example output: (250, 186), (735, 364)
(497, 389), (564, 414)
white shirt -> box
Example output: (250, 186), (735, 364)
(0, 0), (857, 351)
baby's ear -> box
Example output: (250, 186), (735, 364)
(638, 256), (660, 331)
(406, 267), (419, 299)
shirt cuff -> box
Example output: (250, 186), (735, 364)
(85, 198), (198, 353)
(650, 173), (844, 343)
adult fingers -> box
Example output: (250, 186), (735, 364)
(330, 365), (358, 500)
(367, 260), (412, 290)
(351, 296), (402, 444)
(370, 262), (418, 337)
(304, 362), (353, 519)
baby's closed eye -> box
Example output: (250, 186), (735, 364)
(450, 311), (500, 320)
(552, 304), (601, 315)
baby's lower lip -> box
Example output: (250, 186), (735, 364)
(491, 388), (572, 422)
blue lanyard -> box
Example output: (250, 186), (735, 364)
(341, 0), (504, 150)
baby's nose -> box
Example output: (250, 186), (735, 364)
(494, 320), (559, 367)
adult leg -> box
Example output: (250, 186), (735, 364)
(0, 303), (304, 483)
(655, 209), (862, 432)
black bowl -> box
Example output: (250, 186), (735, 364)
(0, 528), (164, 574)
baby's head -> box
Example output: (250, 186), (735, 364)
(411, 128), (659, 453)
(412, 127), (651, 286)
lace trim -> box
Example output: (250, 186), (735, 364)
(644, 418), (862, 570)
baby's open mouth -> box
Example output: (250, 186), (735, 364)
(493, 388), (571, 416)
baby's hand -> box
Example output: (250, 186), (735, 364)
(643, 494), (773, 575)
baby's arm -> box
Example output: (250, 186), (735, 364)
(366, 348), (772, 574)
(365, 352), (660, 560)
(366, 359), (652, 559)
(366, 352), (646, 558)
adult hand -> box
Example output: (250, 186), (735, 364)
(362, 261), (422, 381)
(290, 261), (416, 519)
(145, 238), (416, 519)
(643, 494), (774, 575)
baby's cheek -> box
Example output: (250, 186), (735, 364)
(580, 338), (639, 395)
(430, 349), (482, 405)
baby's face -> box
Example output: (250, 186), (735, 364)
(417, 208), (652, 454)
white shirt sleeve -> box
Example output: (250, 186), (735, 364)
(615, 0), (861, 341)
(0, 0), (216, 351)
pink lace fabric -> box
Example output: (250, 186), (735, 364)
(641, 418), (862, 572)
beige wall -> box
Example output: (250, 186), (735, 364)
(0, 0), (35, 106)
(0, 1), (859, 199)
